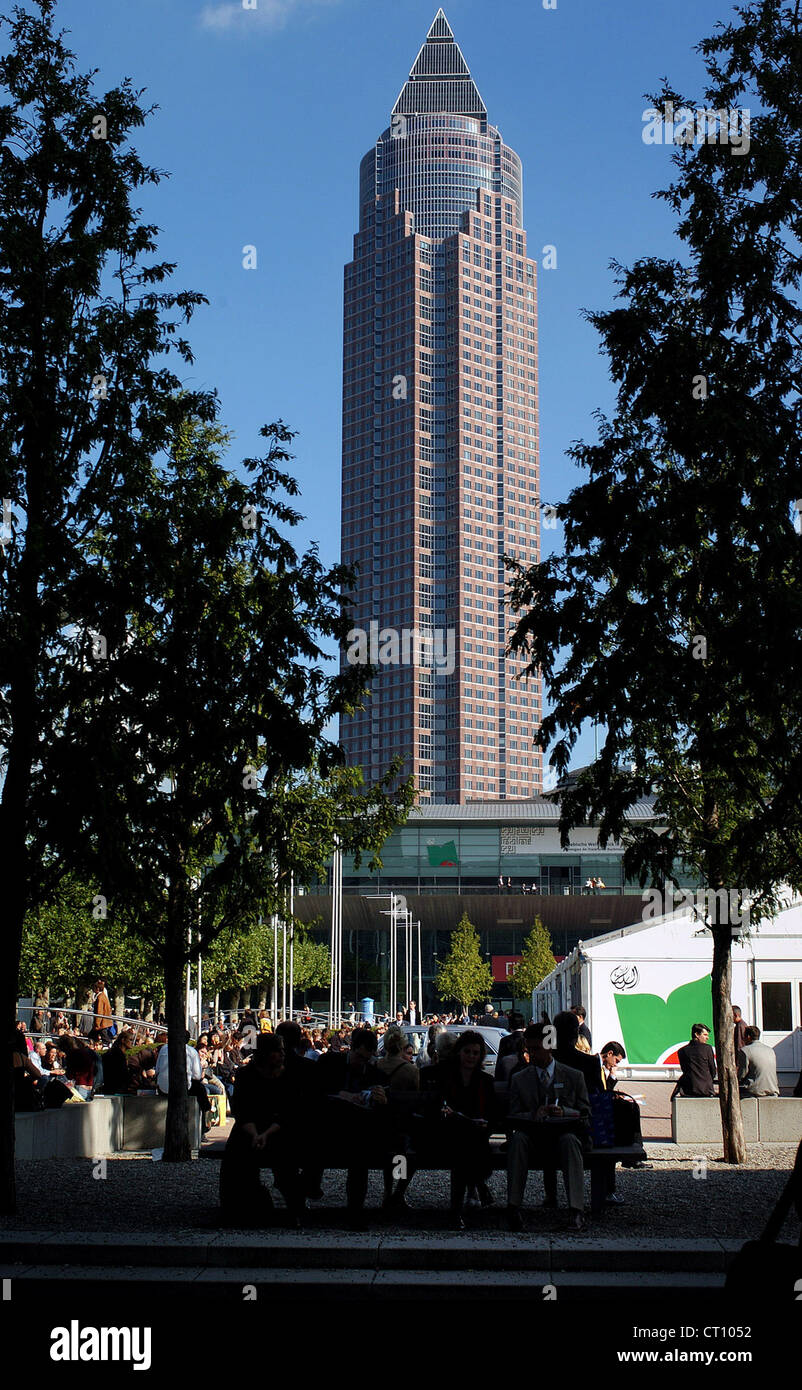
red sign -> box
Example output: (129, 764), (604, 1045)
(492, 955), (521, 983)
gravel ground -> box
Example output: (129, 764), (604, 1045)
(2, 1142), (799, 1243)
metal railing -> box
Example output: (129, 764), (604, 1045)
(15, 1003), (343, 1040)
(15, 1004), (165, 1040)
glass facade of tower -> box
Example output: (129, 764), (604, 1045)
(341, 10), (542, 803)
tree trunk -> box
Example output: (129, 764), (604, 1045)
(711, 924), (746, 1163)
(112, 988), (125, 1025)
(0, 799), (29, 1214)
(74, 981), (93, 1010)
(163, 911), (190, 1162)
(0, 899), (24, 1215)
(257, 984), (267, 1010)
(143, 996), (154, 1023)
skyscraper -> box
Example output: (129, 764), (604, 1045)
(341, 9), (542, 803)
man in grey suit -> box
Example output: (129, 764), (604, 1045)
(506, 1021), (590, 1232)
(737, 1026), (780, 1096)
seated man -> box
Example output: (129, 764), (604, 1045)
(599, 1040), (650, 1177)
(673, 1024), (717, 1098)
(506, 1022), (590, 1232)
(314, 1026), (390, 1226)
(219, 1034), (303, 1223)
(737, 1026), (780, 1096)
(155, 1031), (211, 1120)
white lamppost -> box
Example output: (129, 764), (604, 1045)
(288, 872), (294, 1017)
(363, 892), (406, 1017)
(329, 837), (343, 1027)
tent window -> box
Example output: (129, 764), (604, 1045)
(761, 981), (792, 1033)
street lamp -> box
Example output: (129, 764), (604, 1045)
(362, 892), (406, 1016)
(329, 836), (343, 1028)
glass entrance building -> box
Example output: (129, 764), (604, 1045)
(293, 797), (705, 1013)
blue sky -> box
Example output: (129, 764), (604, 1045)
(45, 0), (743, 775)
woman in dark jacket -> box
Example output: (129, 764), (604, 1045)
(100, 1028), (136, 1094)
(435, 1029), (499, 1227)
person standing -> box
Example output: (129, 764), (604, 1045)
(92, 978), (113, 1042)
(77, 993), (95, 1038)
(732, 1006), (749, 1057)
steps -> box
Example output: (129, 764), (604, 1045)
(0, 1232), (735, 1300)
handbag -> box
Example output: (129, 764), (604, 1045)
(589, 1091), (616, 1147)
(724, 1137), (802, 1299)
(611, 1093), (639, 1145)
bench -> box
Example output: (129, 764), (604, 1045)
(672, 1096), (802, 1143)
(312, 1096), (646, 1215)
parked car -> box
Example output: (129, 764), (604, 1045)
(376, 1024), (507, 1076)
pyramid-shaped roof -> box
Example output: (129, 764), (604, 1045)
(392, 9), (487, 119)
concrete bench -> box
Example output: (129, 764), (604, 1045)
(672, 1096), (802, 1143)
(15, 1095), (202, 1158)
(15, 1097), (124, 1158)
(754, 1097), (802, 1141)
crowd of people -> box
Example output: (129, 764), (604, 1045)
(216, 1003), (654, 1232)
(14, 989), (799, 1231)
(494, 877), (609, 895)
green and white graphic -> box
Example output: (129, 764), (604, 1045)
(426, 839), (459, 867)
(614, 974), (713, 1064)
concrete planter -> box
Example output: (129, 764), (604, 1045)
(15, 1095), (201, 1158)
(672, 1095), (802, 1143)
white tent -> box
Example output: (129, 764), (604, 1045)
(533, 899), (802, 1083)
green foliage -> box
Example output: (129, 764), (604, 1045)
(292, 936), (333, 991)
(48, 411), (414, 969)
(201, 917), (332, 995)
(507, 0), (802, 1161)
(509, 918), (556, 998)
(19, 877), (160, 999)
(434, 913), (494, 1010)
(508, 0), (802, 919)
(0, 0), (413, 1182)
(0, 0), (212, 925)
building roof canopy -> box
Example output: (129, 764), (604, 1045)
(392, 8), (488, 119)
